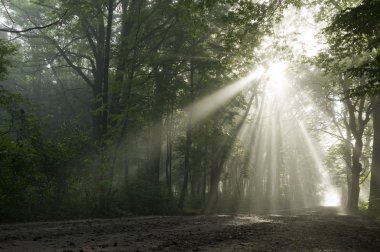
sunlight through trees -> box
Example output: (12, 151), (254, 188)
(0, 0), (379, 222)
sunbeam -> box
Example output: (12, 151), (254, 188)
(185, 67), (265, 124)
(2, 1), (380, 249)
(208, 58), (344, 213)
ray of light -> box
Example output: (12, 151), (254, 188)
(298, 122), (342, 207)
(185, 68), (265, 124)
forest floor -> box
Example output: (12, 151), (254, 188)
(1, 207), (380, 251)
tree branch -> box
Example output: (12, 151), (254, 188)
(45, 36), (95, 89)
(311, 127), (349, 143)
(0, 0), (15, 24)
(0, 9), (68, 34)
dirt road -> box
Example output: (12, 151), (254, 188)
(1, 208), (379, 251)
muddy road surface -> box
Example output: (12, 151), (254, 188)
(1, 207), (380, 251)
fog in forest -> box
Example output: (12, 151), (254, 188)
(0, 0), (379, 223)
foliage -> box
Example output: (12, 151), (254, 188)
(0, 40), (16, 81)
(326, 0), (380, 96)
(121, 179), (179, 215)
(358, 200), (369, 212)
(1, 0), (359, 221)
(0, 44), (103, 219)
(0, 115), (100, 220)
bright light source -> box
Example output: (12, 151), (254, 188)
(267, 61), (287, 76)
(265, 61), (289, 97)
(321, 187), (341, 207)
(304, 105), (313, 113)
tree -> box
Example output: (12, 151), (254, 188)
(329, 0), (380, 213)
(318, 0), (380, 212)
(7, 0), (115, 141)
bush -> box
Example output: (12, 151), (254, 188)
(359, 201), (369, 213)
(116, 179), (178, 215)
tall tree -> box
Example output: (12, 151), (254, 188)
(319, 0), (380, 212)
(329, 0), (380, 212)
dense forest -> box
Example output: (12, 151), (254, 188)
(0, 0), (379, 222)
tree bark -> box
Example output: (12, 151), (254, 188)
(149, 64), (169, 186)
(102, 0), (114, 137)
(348, 139), (363, 212)
(345, 95), (369, 212)
(165, 109), (173, 198)
(341, 76), (370, 212)
(178, 58), (195, 209)
(178, 119), (192, 209)
(369, 96), (380, 212)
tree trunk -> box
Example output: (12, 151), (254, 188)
(178, 58), (194, 209)
(94, 7), (106, 141)
(369, 96), (380, 212)
(165, 107), (173, 198)
(348, 145), (362, 212)
(344, 125), (352, 207)
(149, 65), (168, 186)
(344, 93), (368, 213)
(178, 120), (191, 209)
(150, 112), (163, 186)
(203, 124), (209, 204)
(206, 160), (222, 212)
(102, 0), (114, 137)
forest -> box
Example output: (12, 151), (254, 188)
(0, 0), (379, 224)
(2, 0), (380, 251)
